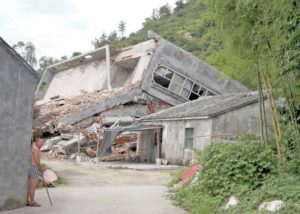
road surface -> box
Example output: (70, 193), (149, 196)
(2, 160), (187, 214)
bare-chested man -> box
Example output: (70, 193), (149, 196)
(27, 138), (46, 207)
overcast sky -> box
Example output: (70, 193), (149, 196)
(0, 0), (177, 60)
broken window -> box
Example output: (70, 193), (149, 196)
(169, 82), (182, 94)
(185, 128), (194, 149)
(153, 65), (216, 101)
(198, 87), (206, 96)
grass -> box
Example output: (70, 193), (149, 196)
(167, 167), (187, 188)
(167, 140), (300, 213)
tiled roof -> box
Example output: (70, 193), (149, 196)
(141, 91), (261, 120)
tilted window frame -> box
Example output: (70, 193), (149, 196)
(152, 64), (216, 101)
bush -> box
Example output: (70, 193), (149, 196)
(170, 139), (300, 213)
(198, 141), (277, 197)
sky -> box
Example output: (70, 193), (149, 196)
(0, 0), (178, 61)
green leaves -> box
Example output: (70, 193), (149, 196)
(198, 141), (277, 197)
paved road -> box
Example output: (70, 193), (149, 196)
(2, 160), (187, 214)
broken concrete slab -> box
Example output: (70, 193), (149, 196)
(57, 88), (143, 127)
(61, 134), (74, 140)
(102, 116), (135, 126)
(41, 136), (62, 152)
(57, 134), (87, 154)
(47, 136), (62, 145)
(58, 138), (78, 154)
(85, 147), (97, 158)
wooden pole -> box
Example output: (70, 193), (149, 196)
(44, 180), (52, 206)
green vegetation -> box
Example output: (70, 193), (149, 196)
(53, 175), (67, 186)
(167, 167), (187, 188)
(117, 2), (299, 211)
(170, 139), (300, 213)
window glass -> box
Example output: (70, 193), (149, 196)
(169, 82), (182, 94)
(153, 74), (171, 88)
(184, 79), (193, 90)
(185, 128), (194, 149)
(199, 88), (207, 96)
(192, 84), (200, 93)
(172, 73), (185, 85)
(181, 88), (190, 98)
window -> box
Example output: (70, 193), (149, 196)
(185, 128), (194, 149)
(153, 65), (215, 101)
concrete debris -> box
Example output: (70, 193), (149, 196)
(102, 116), (135, 126)
(40, 144), (51, 152)
(69, 154), (76, 160)
(57, 134), (87, 154)
(161, 159), (169, 165)
(258, 200), (284, 212)
(61, 134), (74, 140)
(85, 147), (97, 158)
(41, 136), (62, 152)
(80, 127), (103, 144)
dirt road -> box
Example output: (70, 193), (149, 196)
(2, 160), (187, 214)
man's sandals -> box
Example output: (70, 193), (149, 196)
(26, 202), (41, 207)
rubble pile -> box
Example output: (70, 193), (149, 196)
(34, 89), (170, 161)
(34, 87), (171, 162)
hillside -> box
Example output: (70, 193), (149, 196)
(114, 0), (255, 89)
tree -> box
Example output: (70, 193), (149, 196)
(118, 21), (126, 38)
(151, 8), (160, 20)
(175, 0), (185, 10)
(60, 55), (68, 61)
(72, 52), (82, 57)
(158, 4), (171, 18)
(107, 31), (118, 45)
(23, 42), (37, 67)
(13, 41), (37, 67)
(91, 32), (108, 49)
(37, 56), (59, 73)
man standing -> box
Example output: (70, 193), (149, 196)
(27, 138), (46, 207)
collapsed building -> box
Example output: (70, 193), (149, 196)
(34, 32), (249, 162)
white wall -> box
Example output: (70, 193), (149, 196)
(43, 60), (108, 100)
(160, 119), (212, 164)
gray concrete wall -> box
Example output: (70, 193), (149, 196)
(211, 101), (272, 139)
(0, 41), (37, 210)
(142, 39), (249, 105)
(159, 119), (212, 165)
(137, 130), (158, 162)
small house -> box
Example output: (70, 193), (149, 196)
(139, 92), (271, 165)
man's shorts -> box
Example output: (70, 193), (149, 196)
(28, 165), (39, 180)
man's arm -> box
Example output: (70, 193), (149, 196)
(32, 148), (45, 172)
